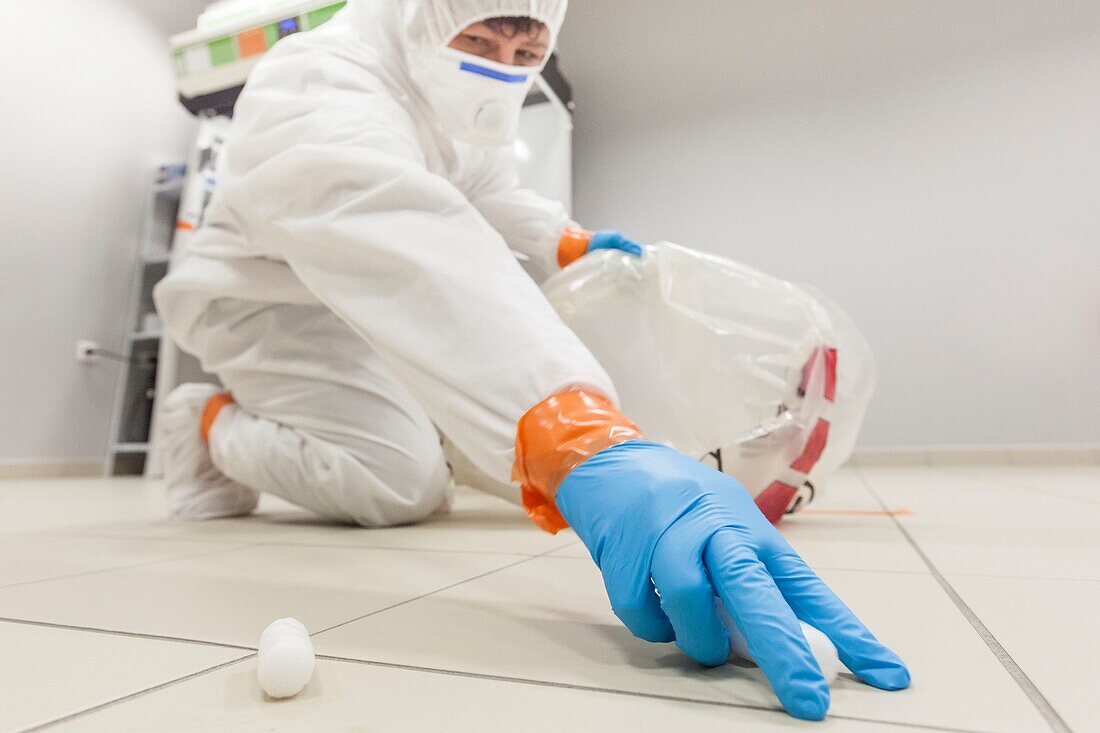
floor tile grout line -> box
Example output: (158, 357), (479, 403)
(22, 654), (257, 732)
(218, 539), (541, 558)
(932, 571), (1100, 584)
(313, 654), (986, 733)
(0, 541), (258, 593)
(310, 541), (569, 639)
(852, 468), (1074, 733)
(527, 540), (581, 560)
(310, 548), (550, 633)
(40, 529), (575, 558)
(0, 616), (257, 652)
(0, 535), (551, 600)
(39, 529), (255, 546)
(536, 552), (938, 576)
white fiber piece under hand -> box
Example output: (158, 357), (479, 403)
(257, 618), (316, 699)
(802, 623), (843, 684)
(719, 601), (843, 685)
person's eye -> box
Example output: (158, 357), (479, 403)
(463, 35), (490, 48)
(516, 50), (542, 65)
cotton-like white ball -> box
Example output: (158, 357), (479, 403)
(796, 622), (843, 685)
(718, 599), (843, 685)
(257, 618), (315, 699)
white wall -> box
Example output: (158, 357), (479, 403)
(558, 1), (1100, 447)
(0, 0), (206, 466)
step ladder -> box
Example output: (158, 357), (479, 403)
(106, 172), (183, 475)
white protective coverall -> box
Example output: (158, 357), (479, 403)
(154, 0), (617, 525)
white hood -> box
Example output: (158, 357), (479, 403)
(401, 0), (568, 55)
(346, 0), (567, 69)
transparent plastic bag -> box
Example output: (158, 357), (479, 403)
(542, 242), (876, 521)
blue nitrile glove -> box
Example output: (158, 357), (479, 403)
(589, 230), (643, 257)
(555, 441), (910, 721)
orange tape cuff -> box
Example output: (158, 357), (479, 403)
(513, 390), (644, 533)
(199, 392), (236, 444)
(557, 227), (594, 269)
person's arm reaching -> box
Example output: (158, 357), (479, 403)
(461, 150), (569, 281)
(463, 147), (643, 280)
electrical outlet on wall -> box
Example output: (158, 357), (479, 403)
(75, 340), (99, 364)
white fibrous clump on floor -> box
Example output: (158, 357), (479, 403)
(798, 622), (843, 684)
(257, 617), (316, 699)
(718, 600), (844, 685)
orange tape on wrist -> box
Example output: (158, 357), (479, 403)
(199, 392), (236, 444)
(557, 227), (594, 269)
(513, 389), (644, 533)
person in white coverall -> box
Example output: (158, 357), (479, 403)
(155, 0), (910, 719)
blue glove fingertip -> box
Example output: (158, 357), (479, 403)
(786, 688), (831, 721)
(860, 661), (911, 691)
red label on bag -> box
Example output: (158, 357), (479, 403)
(800, 347), (838, 402)
(756, 481), (798, 524)
(791, 419), (830, 474)
(824, 348), (838, 402)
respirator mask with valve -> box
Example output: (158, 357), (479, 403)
(409, 44), (542, 147)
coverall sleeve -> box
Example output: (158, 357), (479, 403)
(462, 149), (574, 283)
(217, 46), (616, 485)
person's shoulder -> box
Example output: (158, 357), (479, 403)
(228, 41), (425, 168)
(245, 24), (394, 100)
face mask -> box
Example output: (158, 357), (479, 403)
(410, 46), (538, 148)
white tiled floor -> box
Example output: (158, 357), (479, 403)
(0, 464), (1094, 732)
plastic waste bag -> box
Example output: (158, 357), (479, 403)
(541, 242), (875, 521)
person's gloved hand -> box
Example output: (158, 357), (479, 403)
(557, 228), (642, 268)
(588, 230), (643, 257)
(555, 440), (910, 720)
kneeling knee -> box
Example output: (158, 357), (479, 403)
(343, 449), (450, 528)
